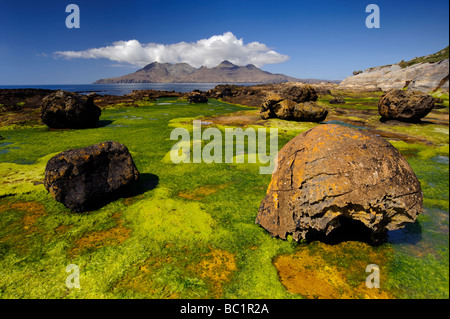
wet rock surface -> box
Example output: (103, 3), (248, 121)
(44, 141), (140, 212)
(378, 89), (436, 122)
(41, 90), (101, 129)
(256, 124), (423, 244)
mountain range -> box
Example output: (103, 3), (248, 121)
(94, 61), (316, 84)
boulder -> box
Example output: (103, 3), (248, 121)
(188, 92), (208, 103)
(256, 124), (423, 244)
(41, 90), (101, 129)
(261, 93), (327, 122)
(378, 89), (435, 122)
(292, 102), (328, 122)
(44, 141), (139, 212)
(280, 85), (318, 103)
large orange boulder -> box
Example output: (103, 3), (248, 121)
(256, 124), (423, 244)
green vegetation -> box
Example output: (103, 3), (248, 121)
(398, 46), (449, 68)
(431, 90), (450, 108)
(0, 97), (448, 299)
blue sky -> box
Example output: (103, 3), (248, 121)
(0, 0), (448, 84)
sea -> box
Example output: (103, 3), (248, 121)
(0, 83), (260, 96)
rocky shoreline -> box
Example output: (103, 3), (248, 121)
(0, 82), (337, 126)
(0, 82), (448, 133)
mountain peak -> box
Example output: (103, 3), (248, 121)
(217, 60), (237, 67)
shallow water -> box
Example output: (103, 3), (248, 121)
(433, 155), (449, 165)
(0, 83), (261, 96)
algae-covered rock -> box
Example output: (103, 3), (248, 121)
(41, 90), (101, 129)
(44, 141), (139, 212)
(256, 124), (423, 244)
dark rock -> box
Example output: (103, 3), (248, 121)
(353, 70), (363, 76)
(256, 124), (423, 244)
(329, 97), (345, 104)
(280, 85), (318, 103)
(188, 92), (208, 103)
(206, 84), (240, 98)
(44, 141), (140, 212)
(378, 89), (435, 122)
(41, 90), (101, 128)
(0, 89), (56, 111)
(221, 87), (234, 97)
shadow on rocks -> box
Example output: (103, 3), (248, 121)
(96, 119), (114, 127)
(304, 217), (423, 246)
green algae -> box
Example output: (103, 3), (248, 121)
(0, 97), (448, 299)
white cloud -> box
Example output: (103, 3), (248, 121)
(53, 32), (289, 68)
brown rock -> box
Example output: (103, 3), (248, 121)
(261, 92), (327, 122)
(273, 99), (296, 120)
(256, 124), (423, 244)
(378, 89), (436, 122)
(292, 102), (328, 122)
(280, 85), (318, 103)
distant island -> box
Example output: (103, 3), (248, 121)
(94, 60), (338, 84)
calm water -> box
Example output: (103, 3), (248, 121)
(0, 83), (260, 96)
